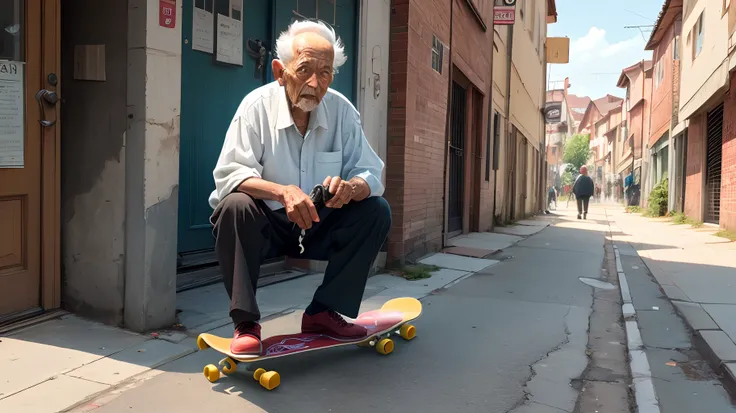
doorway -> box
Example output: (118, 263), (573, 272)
(176, 0), (360, 258)
(447, 80), (466, 235)
(0, 0), (60, 324)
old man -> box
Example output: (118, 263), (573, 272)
(208, 20), (391, 356)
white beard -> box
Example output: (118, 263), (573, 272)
(295, 98), (319, 112)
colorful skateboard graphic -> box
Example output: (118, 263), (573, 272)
(196, 297), (422, 390)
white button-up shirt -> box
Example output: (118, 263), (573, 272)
(209, 81), (385, 211)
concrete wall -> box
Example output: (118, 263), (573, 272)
(60, 0), (128, 325)
(124, 0), (182, 332)
(679, 0), (730, 120)
(358, 0), (391, 179)
(385, 0), (494, 264)
(650, 23), (676, 147)
(721, 71), (736, 231)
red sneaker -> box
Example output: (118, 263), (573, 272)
(301, 310), (368, 339)
(230, 322), (262, 356)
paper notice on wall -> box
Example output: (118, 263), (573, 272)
(192, 0), (214, 53)
(0, 60), (24, 168)
(215, 13), (243, 66)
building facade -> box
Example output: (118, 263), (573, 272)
(0, 0), (561, 330)
(677, 0), (736, 230)
(0, 0), (394, 330)
(544, 79), (576, 191)
(645, 0), (683, 210)
(617, 60), (653, 207)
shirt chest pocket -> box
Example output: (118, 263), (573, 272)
(315, 150), (343, 179)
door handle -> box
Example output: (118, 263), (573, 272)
(245, 38), (268, 81)
(35, 89), (58, 127)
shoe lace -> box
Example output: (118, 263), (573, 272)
(327, 310), (349, 327)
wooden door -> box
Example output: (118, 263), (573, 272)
(0, 0), (59, 321)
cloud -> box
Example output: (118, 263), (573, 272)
(549, 26), (651, 99)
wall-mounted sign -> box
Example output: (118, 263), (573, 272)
(159, 0), (176, 28)
(544, 102), (562, 124)
(546, 37), (570, 64)
(494, 6), (515, 25)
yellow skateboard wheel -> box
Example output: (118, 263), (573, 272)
(196, 335), (209, 350)
(376, 338), (394, 355)
(220, 357), (237, 375)
(203, 364), (220, 383)
(400, 324), (416, 340)
(253, 367), (267, 381)
(259, 371), (280, 390)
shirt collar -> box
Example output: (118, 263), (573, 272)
(274, 86), (328, 132)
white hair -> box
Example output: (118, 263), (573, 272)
(275, 20), (348, 72)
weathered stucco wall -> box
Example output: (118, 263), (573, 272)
(124, 0), (181, 332)
(60, 0), (128, 325)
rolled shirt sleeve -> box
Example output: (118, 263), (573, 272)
(341, 112), (385, 198)
(208, 115), (264, 209)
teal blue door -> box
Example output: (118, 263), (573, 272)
(178, 0), (359, 254)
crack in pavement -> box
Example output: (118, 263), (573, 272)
(507, 304), (591, 413)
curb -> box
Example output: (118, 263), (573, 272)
(613, 243), (661, 413)
(686, 316), (736, 400)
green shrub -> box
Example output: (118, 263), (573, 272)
(646, 178), (668, 217)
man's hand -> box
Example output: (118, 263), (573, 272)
(322, 176), (371, 208)
(322, 176), (354, 209)
(280, 185), (319, 230)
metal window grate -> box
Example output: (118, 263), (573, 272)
(705, 103), (723, 224)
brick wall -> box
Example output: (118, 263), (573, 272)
(649, 24), (674, 147)
(684, 113), (706, 220)
(721, 71), (736, 231)
(386, 0), (493, 265)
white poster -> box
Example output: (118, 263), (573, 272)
(192, 0), (214, 53)
(0, 60), (24, 168)
(215, 13), (243, 66)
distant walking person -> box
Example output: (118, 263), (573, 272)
(547, 185), (557, 211)
(572, 166), (594, 220)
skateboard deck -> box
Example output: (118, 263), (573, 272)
(196, 297), (422, 390)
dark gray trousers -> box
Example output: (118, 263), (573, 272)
(577, 196), (590, 215)
(210, 192), (392, 325)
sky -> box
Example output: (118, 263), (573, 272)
(546, 0), (665, 100)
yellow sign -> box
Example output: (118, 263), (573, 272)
(546, 37), (570, 64)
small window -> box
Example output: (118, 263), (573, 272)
(431, 35), (444, 74)
(654, 57), (664, 89)
(694, 11), (704, 58)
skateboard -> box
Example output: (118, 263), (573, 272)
(195, 297), (422, 390)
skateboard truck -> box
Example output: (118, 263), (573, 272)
(298, 184), (335, 254)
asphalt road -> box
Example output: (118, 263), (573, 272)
(70, 215), (608, 413)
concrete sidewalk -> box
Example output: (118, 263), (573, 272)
(606, 207), (736, 396)
(0, 217), (552, 413)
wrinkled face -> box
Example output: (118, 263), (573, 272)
(273, 32), (334, 112)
